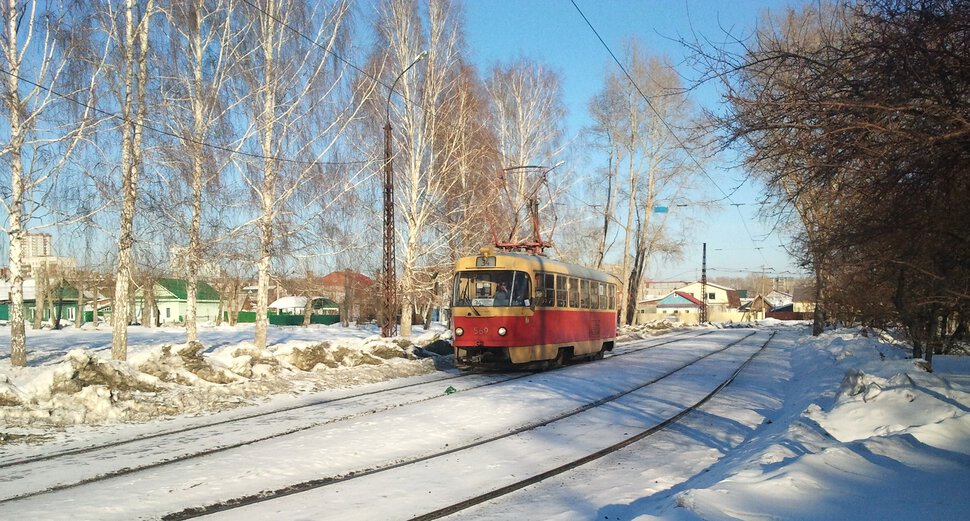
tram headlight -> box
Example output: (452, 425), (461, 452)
(455, 327), (464, 336)
(497, 327), (507, 336)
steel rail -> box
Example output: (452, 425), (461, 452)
(160, 330), (756, 520)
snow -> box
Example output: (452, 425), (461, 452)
(0, 322), (447, 427)
(1, 321), (968, 520)
(268, 295), (309, 309)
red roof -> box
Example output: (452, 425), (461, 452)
(674, 291), (704, 306)
(320, 271), (374, 288)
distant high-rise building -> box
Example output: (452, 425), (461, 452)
(24, 233), (52, 258)
(20, 233), (75, 277)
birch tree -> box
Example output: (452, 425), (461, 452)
(594, 40), (696, 325)
(235, 0), (355, 349)
(370, 0), (472, 337)
(441, 63), (501, 260)
(102, 0), (156, 360)
(1, 0), (100, 366)
(157, 0), (243, 342)
(484, 58), (567, 247)
(587, 75), (624, 269)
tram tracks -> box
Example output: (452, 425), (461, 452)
(159, 329), (772, 520)
(0, 329), (707, 506)
(411, 330), (776, 521)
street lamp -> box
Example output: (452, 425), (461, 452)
(382, 50), (427, 338)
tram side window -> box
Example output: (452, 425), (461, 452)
(568, 277), (579, 308)
(556, 275), (567, 307)
(537, 273), (555, 307)
(511, 275), (531, 306)
(580, 279), (590, 309)
(608, 283), (616, 309)
(591, 281), (600, 309)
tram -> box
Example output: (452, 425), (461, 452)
(451, 247), (620, 370)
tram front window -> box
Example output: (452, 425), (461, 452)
(454, 270), (531, 307)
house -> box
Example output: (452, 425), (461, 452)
(635, 280), (746, 324)
(674, 281), (742, 312)
(741, 289), (799, 321)
(764, 285), (816, 320)
(135, 278), (221, 325)
(0, 279), (106, 324)
(266, 295), (340, 325)
(791, 285), (816, 314)
(764, 290), (793, 309)
(656, 291), (704, 320)
(319, 270), (376, 322)
(641, 280), (692, 300)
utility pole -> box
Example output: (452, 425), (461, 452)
(700, 243), (708, 323)
(381, 51), (427, 338)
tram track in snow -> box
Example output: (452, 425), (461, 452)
(0, 329), (708, 506)
(158, 329), (767, 520)
(410, 330), (777, 521)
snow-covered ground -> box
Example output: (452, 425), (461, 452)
(1, 320), (968, 520)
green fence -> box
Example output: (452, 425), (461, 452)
(226, 311), (340, 326)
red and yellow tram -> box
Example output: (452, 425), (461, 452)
(451, 248), (620, 370)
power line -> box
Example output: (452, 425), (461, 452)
(0, 67), (371, 167)
(239, 0), (427, 114)
(569, 0), (768, 266)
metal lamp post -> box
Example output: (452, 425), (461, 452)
(382, 50), (427, 338)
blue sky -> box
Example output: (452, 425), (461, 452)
(463, 0), (805, 283)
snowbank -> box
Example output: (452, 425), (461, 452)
(0, 324), (452, 427)
(674, 327), (970, 521)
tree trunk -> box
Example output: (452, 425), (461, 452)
(252, 0), (280, 350)
(625, 239), (646, 326)
(34, 266), (47, 329)
(254, 214), (272, 348)
(812, 265), (825, 336)
(112, 0), (154, 360)
(302, 297), (313, 327)
(184, 0), (207, 344)
(2, 0), (29, 366)
(76, 281), (86, 328)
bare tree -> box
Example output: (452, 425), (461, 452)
(234, 0), (355, 349)
(440, 63), (501, 260)
(593, 40), (697, 324)
(699, 0), (970, 358)
(368, 0), (475, 337)
(96, 0), (157, 360)
(484, 58), (567, 247)
(586, 75), (624, 270)
(157, 0), (243, 342)
(1, 0), (102, 365)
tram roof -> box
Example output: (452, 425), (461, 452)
(455, 250), (621, 284)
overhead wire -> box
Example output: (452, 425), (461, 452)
(0, 66), (371, 167)
(568, 0), (769, 266)
(238, 0), (429, 114)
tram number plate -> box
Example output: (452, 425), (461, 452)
(473, 327), (488, 335)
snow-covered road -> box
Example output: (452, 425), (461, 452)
(3, 329), (770, 520)
(2, 322), (969, 521)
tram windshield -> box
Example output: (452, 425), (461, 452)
(453, 270), (532, 307)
